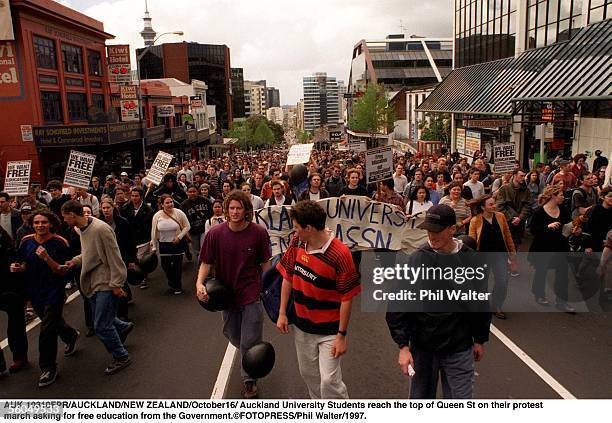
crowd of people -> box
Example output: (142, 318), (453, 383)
(1, 146), (611, 399)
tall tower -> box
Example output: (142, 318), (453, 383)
(140, 0), (156, 47)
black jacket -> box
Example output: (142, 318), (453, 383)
(181, 197), (213, 235)
(0, 226), (21, 295)
(122, 201), (154, 245)
(386, 243), (491, 353)
(298, 189), (330, 201)
(1, 209), (22, 243)
(105, 214), (137, 265)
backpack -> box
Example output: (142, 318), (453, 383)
(260, 255), (296, 325)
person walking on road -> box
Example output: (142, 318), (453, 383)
(62, 201), (134, 376)
(196, 190), (272, 399)
(495, 169), (530, 247)
(181, 185), (213, 267)
(13, 211), (79, 387)
(122, 188), (154, 289)
(276, 200), (361, 399)
(151, 194), (191, 295)
(386, 204), (491, 399)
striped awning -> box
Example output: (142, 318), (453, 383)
(513, 19), (612, 102)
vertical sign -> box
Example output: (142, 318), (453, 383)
(464, 129), (481, 157)
(455, 128), (466, 154)
(63, 150), (96, 189)
(493, 143), (517, 173)
(20, 125), (33, 142)
(106, 44), (131, 84)
(120, 85), (139, 121)
(3, 161), (31, 196)
(0, 1), (15, 40)
(144, 151), (174, 186)
(0, 41), (21, 98)
(365, 146), (393, 184)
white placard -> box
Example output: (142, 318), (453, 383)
(63, 150), (96, 190)
(20, 124), (33, 142)
(286, 143), (314, 166)
(493, 143), (517, 173)
(465, 129), (481, 157)
(349, 140), (367, 152)
(144, 151), (174, 186)
(456, 127), (465, 154)
(365, 146), (393, 184)
(3, 160), (31, 196)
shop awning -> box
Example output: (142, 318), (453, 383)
(417, 43), (564, 116)
(513, 19), (612, 102)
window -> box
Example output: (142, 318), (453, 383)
(33, 36), (57, 70)
(88, 50), (102, 76)
(40, 91), (62, 123)
(66, 92), (87, 121)
(61, 43), (83, 74)
(91, 93), (105, 111)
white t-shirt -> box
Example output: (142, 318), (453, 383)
(464, 179), (485, 199)
(157, 217), (180, 243)
(393, 174), (408, 194)
(0, 212), (12, 237)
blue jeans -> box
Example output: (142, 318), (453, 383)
(410, 347), (474, 399)
(87, 291), (130, 359)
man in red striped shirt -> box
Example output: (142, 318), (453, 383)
(276, 200), (361, 399)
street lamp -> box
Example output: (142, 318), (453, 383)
(135, 31), (184, 170)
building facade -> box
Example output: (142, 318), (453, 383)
(266, 86), (280, 108)
(302, 72), (340, 132)
(266, 106), (284, 125)
(137, 42), (233, 130)
(244, 80), (266, 117)
(0, 0), (116, 183)
(231, 67), (245, 119)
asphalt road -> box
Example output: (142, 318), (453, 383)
(1, 257), (611, 399)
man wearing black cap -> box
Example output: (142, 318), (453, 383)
(386, 204), (491, 399)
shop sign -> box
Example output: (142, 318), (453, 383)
(108, 121), (144, 145)
(0, 41), (22, 98)
(455, 128), (466, 154)
(190, 95), (203, 109)
(157, 105), (175, 118)
(106, 45), (131, 84)
(120, 85), (139, 122)
(145, 125), (166, 147)
(464, 119), (510, 129)
(186, 130), (197, 144)
(464, 130), (481, 157)
(33, 124), (108, 147)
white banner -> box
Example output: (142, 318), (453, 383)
(286, 143), (314, 166)
(493, 143), (517, 173)
(365, 146), (393, 184)
(349, 140), (367, 152)
(0, 1), (14, 40)
(465, 129), (481, 157)
(3, 160), (31, 196)
(456, 128), (465, 154)
(144, 151), (174, 186)
(63, 151), (96, 190)
(253, 196), (406, 257)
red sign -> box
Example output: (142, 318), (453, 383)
(106, 44), (130, 64)
(551, 139), (565, 149)
(0, 41), (21, 98)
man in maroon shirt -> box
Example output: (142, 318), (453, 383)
(196, 190), (271, 399)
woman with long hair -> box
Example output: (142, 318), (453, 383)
(439, 181), (472, 235)
(151, 194), (191, 295)
(232, 168), (245, 187)
(469, 195), (516, 319)
(403, 186), (433, 252)
(528, 184), (574, 313)
(526, 170), (541, 212)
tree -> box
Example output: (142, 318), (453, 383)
(419, 112), (451, 144)
(224, 121), (248, 149)
(348, 83), (395, 135)
(297, 130), (312, 143)
(252, 121), (275, 148)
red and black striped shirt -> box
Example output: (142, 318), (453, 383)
(277, 234), (361, 335)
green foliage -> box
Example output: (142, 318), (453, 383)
(348, 83), (395, 135)
(419, 112), (451, 143)
(226, 115), (285, 150)
(252, 121), (275, 147)
(297, 130), (312, 143)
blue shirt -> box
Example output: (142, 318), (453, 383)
(18, 234), (70, 306)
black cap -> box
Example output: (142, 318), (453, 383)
(417, 204), (457, 233)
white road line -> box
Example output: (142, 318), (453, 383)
(210, 342), (237, 399)
(491, 324), (577, 399)
(1, 291), (81, 350)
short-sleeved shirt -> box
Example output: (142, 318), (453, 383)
(18, 234), (70, 306)
(277, 234), (361, 335)
(200, 222), (271, 307)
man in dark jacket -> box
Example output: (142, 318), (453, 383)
(386, 204), (491, 399)
(46, 180), (70, 222)
(181, 185), (213, 268)
(495, 169), (530, 247)
(0, 192), (22, 243)
(152, 173), (187, 208)
(122, 188), (154, 289)
(325, 166), (345, 197)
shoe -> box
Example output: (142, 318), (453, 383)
(25, 308), (36, 324)
(64, 330), (80, 357)
(555, 302), (576, 314)
(535, 297), (550, 306)
(173, 289), (183, 295)
(65, 282), (73, 290)
(494, 310), (507, 320)
(119, 322), (135, 344)
(139, 279), (149, 290)
(510, 271), (519, 277)
(85, 328), (95, 338)
(9, 358), (29, 374)
(104, 356), (131, 375)
(241, 381), (258, 399)
(38, 369), (58, 388)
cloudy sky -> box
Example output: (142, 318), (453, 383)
(59, 0), (452, 105)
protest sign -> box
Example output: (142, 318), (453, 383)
(253, 196), (407, 256)
(63, 151), (96, 190)
(144, 151), (174, 186)
(493, 143), (517, 173)
(465, 130), (481, 157)
(365, 146), (393, 184)
(286, 143), (314, 166)
(3, 160), (31, 196)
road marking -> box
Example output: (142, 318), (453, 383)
(1, 291), (81, 350)
(491, 324), (576, 399)
(210, 342), (237, 399)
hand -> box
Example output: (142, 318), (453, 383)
(398, 347), (414, 376)
(473, 343), (485, 361)
(9, 263), (24, 273)
(112, 287), (127, 298)
(196, 282), (209, 302)
(35, 246), (50, 261)
(65, 260), (77, 270)
(172, 237), (180, 245)
(331, 335), (347, 358)
(585, 248), (593, 254)
(128, 263), (136, 270)
(511, 217), (521, 226)
(547, 222), (561, 229)
(276, 314), (289, 334)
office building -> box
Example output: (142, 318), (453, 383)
(231, 67), (245, 119)
(302, 72), (340, 132)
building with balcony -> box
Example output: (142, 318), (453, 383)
(302, 72), (340, 132)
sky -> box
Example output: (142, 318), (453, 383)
(58, 0), (453, 105)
